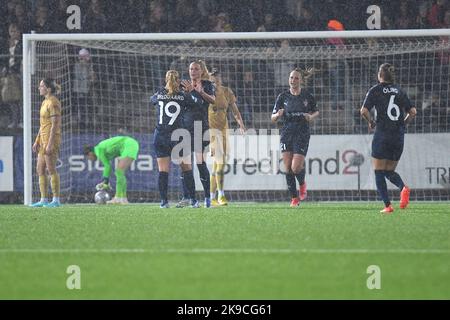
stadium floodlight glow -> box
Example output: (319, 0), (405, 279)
(23, 29), (450, 205)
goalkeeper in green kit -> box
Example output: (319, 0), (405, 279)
(84, 136), (139, 204)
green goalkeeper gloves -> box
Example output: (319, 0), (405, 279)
(96, 178), (111, 191)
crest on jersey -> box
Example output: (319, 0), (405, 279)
(303, 99), (308, 107)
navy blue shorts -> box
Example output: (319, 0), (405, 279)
(372, 132), (404, 161)
(153, 130), (190, 159)
(280, 132), (310, 156)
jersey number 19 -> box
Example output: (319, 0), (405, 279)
(159, 101), (181, 125)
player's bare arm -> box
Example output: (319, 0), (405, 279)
(32, 129), (41, 153)
(304, 110), (319, 122)
(46, 114), (61, 155)
(230, 102), (246, 133)
(271, 109), (284, 122)
(360, 106), (376, 130)
(404, 107), (417, 126)
(194, 81), (215, 104)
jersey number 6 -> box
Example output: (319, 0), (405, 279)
(387, 95), (400, 121)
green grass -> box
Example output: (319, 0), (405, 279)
(0, 202), (449, 299)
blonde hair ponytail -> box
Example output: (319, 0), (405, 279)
(293, 67), (317, 86)
(165, 70), (180, 95)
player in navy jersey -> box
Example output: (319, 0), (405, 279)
(177, 60), (216, 208)
(360, 63), (417, 213)
(150, 70), (200, 208)
(272, 68), (319, 207)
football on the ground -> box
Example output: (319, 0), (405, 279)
(94, 190), (111, 204)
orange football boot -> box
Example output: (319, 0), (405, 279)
(400, 186), (410, 209)
(380, 205), (394, 214)
(290, 197), (300, 207)
(299, 183), (307, 201)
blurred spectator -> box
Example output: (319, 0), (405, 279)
(212, 12), (233, 32)
(140, 1), (168, 33)
(1, 22), (22, 128)
(285, 0), (305, 17)
(417, 2), (432, 29)
(326, 19), (346, 110)
(341, 0), (367, 30)
(226, 0), (258, 32)
(321, 0), (346, 27)
(445, 9), (450, 28)
(3, 22), (21, 74)
(170, 0), (198, 32)
(32, 4), (53, 33)
(267, 0), (296, 31)
(209, 12), (232, 46)
(72, 48), (95, 130)
(237, 68), (259, 127)
(327, 19), (345, 46)
(5, 0), (19, 24)
(437, 9), (450, 65)
(297, 6), (320, 31)
(197, 0), (218, 19)
(284, 0), (304, 30)
(52, 0), (73, 33)
(82, 0), (109, 33)
(428, 0), (448, 28)
(382, 15), (395, 29)
(256, 13), (277, 32)
(13, 2), (31, 33)
(396, 0), (416, 29)
(110, 0), (144, 33)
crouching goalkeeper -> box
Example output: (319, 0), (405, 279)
(84, 136), (139, 204)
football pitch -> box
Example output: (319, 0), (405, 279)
(0, 202), (449, 299)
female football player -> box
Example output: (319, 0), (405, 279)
(271, 68), (319, 207)
(84, 136), (139, 204)
(208, 69), (246, 206)
(360, 63), (417, 213)
(31, 78), (62, 208)
(151, 70), (199, 208)
(177, 60), (216, 208)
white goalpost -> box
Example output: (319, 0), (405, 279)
(23, 29), (450, 205)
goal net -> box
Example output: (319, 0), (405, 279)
(23, 30), (450, 204)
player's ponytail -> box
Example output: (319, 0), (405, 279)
(293, 67), (317, 86)
(42, 78), (61, 95)
(165, 70), (180, 95)
(208, 68), (222, 86)
(209, 68), (219, 77)
(54, 83), (62, 95)
(379, 63), (395, 83)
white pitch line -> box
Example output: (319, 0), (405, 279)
(0, 248), (449, 254)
